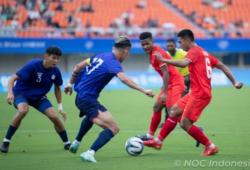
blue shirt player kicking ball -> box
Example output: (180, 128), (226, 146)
(0, 46), (71, 153)
(64, 36), (154, 163)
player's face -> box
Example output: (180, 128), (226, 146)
(44, 54), (60, 68)
(178, 37), (189, 51)
(141, 39), (153, 54)
(120, 47), (131, 62)
(167, 42), (176, 54)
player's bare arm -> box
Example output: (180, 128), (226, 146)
(6, 74), (19, 105)
(55, 85), (67, 121)
(117, 72), (154, 97)
(159, 65), (169, 103)
(64, 58), (90, 95)
(154, 51), (170, 98)
(215, 61), (243, 89)
(154, 51), (169, 91)
(160, 58), (191, 68)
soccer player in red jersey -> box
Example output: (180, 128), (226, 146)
(144, 29), (243, 156)
(137, 32), (185, 142)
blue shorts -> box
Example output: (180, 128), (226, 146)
(14, 95), (53, 113)
(75, 97), (107, 120)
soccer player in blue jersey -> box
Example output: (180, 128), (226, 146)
(64, 36), (154, 163)
(0, 46), (70, 153)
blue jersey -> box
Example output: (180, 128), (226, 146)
(13, 59), (63, 100)
(74, 52), (123, 99)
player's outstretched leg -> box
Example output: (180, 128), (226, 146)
(195, 126), (204, 148)
(144, 105), (182, 150)
(70, 117), (94, 154)
(80, 110), (118, 163)
(137, 101), (164, 141)
(0, 104), (29, 153)
(158, 107), (169, 128)
(137, 110), (161, 141)
(181, 117), (218, 156)
(143, 115), (178, 150)
(44, 108), (71, 150)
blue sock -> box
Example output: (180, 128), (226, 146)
(5, 125), (17, 141)
(76, 117), (93, 142)
(90, 128), (114, 152)
(58, 130), (69, 143)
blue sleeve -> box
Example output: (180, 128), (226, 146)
(108, 60), (123, 74)
(54, 68), (63, 86)
(16, 61), (34, 81)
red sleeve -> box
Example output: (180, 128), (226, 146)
(209, 54), (219, 68)
(186, 50), (198, 63)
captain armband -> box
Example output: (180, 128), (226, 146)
(85, 58), (91, 66)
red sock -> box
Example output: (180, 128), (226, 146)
(158, 116), (178, 141)
(187, 125), (211, 146)
(148, 111), (162, 135)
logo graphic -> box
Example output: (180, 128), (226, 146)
(51, 74), (56, 80)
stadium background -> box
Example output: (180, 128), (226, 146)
(0, 0), (250, 91)
(0, 0), (249, 170)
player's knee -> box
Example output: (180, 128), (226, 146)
(169, 105), (182, 118)
(110, 125), (120, 135)
(47, 114), (59, 122)
(18, 108), (29, 117)
(180, 120), (191, 131)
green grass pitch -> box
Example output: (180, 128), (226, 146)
(0, 87), (249, 170)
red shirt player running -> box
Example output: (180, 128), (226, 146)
(144, 29), (243, 156)
(137, 32), (185, 143)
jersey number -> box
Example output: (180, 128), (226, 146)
(86, 57), (104, 75)
(205, 57), (212, 79)
(36, 72), (43, 83)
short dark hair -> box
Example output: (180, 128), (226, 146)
(114, 35), (132, 48)
(167, 38), (176, 45)
(139, 32), (152, 40)
(177, 29), (195, 41)
(46, 46), (62, 56)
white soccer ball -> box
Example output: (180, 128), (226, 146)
(125, 137), (144, 156)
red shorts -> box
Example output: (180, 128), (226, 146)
(157, 84), (185, 108)
(176, 94), (211, 122)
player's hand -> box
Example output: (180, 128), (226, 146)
(64, 86), (73, 95)
(58, 109), (67, 122)
(234, 82), (243, 89)
(6, 93), (14, 105)
(144, 89), (154, 98)
(153, 51), (161, 59)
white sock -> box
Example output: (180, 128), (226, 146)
(3, 138), (10, 143)
(64, 141), (71, 145)
(146, 133), (153, 138)
(73, 140), (80, 145)
(88, 149), (95, 155)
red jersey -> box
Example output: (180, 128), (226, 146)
(150, 46), (184, 88)
(186, 45), (219, 98)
